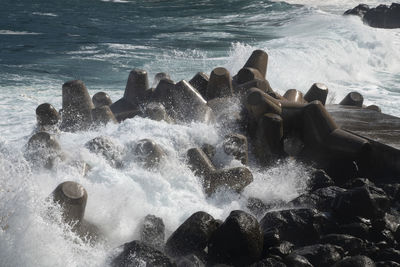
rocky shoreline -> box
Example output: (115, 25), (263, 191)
(25, 49), (400, 266)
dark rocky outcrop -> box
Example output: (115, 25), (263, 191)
(113, 240), (175, 267)
(140, 214), (165, 251)
(165, 211), (219, 257)
(208, 210), (263, 266)
(344, 3), (400, 29)
(290, 244), (343, 266)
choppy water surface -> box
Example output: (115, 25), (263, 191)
(0, 0), (399, 266)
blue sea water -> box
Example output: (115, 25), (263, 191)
(0, 0), (399, 266)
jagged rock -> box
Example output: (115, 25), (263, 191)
(112, 240), (175, 267)
(208, 210), (263, 266)
(85, 136), (123, 168)
(140, 214), (165, 251)
(290, 186), (346, 211)
(223, 133), (248, 165)
(344, 4), (370, 16)
(332, 185), (390, 219)
(290, 244), (343, 266)
(165, 211), (219, 257)
(283, 254), (313, 267)
(338, 222), (370, 240)
(320, 234), (364, 255)
(260, 208), (320, 246)
(333, 255), (376, 267)
(308, 169), (335, 191)
(363, 3), (400, 29)
(268, 241), (294, 258)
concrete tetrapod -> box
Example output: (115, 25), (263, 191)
(304, 83), (329, 105)
(173, 80), (214, 123)
(92, 92), (112, 108)
(92, 105), (118, 125)
(60, 80), (94, 131)
(25, 131), (63, 169)
(189, 72), (209, 100)
(255, 113), (285, 162)
(283, 89), (306, 103)
(152, 78), (175, 111)
(339, 92), (364, 107)
(51, 181), (87, 228)
(36, 103), (60, 128)
(134, 139), (166, 169)
(206, 67), (233, 101)
(245, 87), (282, 122)
(244, 49), (269, 79)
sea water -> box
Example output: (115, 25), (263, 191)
(0, 0), (399, 266)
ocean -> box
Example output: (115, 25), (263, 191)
(0, 0), (399, 266)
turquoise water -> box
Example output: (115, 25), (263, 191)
(0, 1), (399, 266)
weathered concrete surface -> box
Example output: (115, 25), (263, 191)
(327, 104), (400, 180)
(327, 105), (400, 149)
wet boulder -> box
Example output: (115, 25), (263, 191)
(332, 185), (390, 219)
(308, 169), (335, 191)
(338, 222), (370, 240)
(268, 241), (294, 258)
(363, 3), (400, 29)
(260, 208), (320, 246)
(140, 214), (165, 251)
(290, 186), (346, 211)
(112, 240), (175, 267)
(165, 211), (219, 257)
(175, 254), (205, 267)
(290, 244), (343, 266)
(283, 254), (313, 267)
(344, 4), (370, 17)
(333, 255), (376, 267)
(208, 210), (263, 266)
(320, 234), (365, 255)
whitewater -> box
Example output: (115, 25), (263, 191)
(0, 0), (399, 266)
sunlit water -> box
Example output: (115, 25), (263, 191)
(0, 0), (399, 266)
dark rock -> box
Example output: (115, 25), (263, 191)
(268, 241), (294, 258)
(380, 183), (400, 202)
(250, 257), (287, 267)
(25, 132), (63, 169)
(223, 133), (248, 165)
(208, 210), (263, 266)
(113, 240), (175, 267)
(370, 229), (396, 245)
(260, 208), (319, 246)
(263, 229), (281, 249)
(332, 185), (390, 219)
(376, 261), (400, 267)
(290, 186), (346, 211)
(92, 92), (112, 108)
(165, 211), (219, 257)
(375, 248), (400, 263)
(205, 167), (253, 196)
(201, 144), (216, 160)
(140, 214), (165, 251)
(290, 244), (343, 266)
(308, 169), (334, 191)
(372, 213), (400, 233)
(175, 254), (205, 267)
(338, 222), (370, 240)
(343, 177), (376, 189)
(36, 103), (60, 127)
(283, 254), (313, 267)
(85, 136), (123, 168)
(344, 4), (370, 17)
(363, 3), (400, 29)
(333, 255), (375, 267)
(320, 234), (364, 255)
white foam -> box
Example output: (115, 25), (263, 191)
(0, 30), (42, 35)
